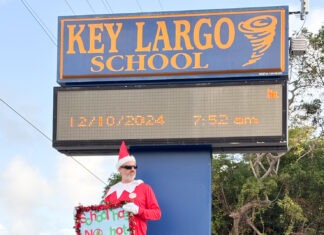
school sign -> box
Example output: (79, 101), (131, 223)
(57, 6), (288, 84)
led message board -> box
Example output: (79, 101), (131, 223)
(53, 81), (287, 154)
(57, 6), (288, 84)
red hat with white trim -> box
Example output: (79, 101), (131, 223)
(116, 141), (136, 169)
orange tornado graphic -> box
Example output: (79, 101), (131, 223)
(238, 15), (277, 66)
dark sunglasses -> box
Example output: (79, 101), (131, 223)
(120, 165), (138, 170)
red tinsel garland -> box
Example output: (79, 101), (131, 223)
(74, 201), (135, 235)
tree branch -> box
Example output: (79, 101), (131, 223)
(229, 199), (271, 235)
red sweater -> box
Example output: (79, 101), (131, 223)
(104, 181), (161, 235)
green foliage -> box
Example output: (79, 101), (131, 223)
(279, 133), (324, 234)
(288, 127), (313, 155)
(211, 128), (324, 234)
(238, 177), (277, 207)
(302, 99), (322, 115)
(289, 27), (324, 136)
(212, 154), (252, 234)
(308, 25), (324, 56)
(100, 172), (121, 203)
(277, 195), (307, 235)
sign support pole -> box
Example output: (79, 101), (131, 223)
(133, 147), (212, 235)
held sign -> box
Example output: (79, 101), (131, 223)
(74, 205), (132, 235)
(57, 6), (288, 84)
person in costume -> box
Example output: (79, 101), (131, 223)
(104, 141), (161, 235)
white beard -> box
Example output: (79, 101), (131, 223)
(123, 172), (136, 183)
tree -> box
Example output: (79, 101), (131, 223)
(212, 129), (323, 234)
(212, 26), (324, 234)
(289, 26), (324, 136)
(278, 128), (324, 234)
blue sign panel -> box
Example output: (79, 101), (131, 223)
(134, 148), (212, 235)
(57, 6), (288, 85)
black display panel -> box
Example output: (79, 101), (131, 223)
(53, 81), (287, 154)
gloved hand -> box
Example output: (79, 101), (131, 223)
(122, 202), (139, 215)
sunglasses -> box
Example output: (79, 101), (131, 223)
(120, 165), (138, 170)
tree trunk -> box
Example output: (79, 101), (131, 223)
(229, 199), (271, 234)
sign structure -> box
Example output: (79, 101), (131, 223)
(53, 80), (287, 154)
(74, 205), (132, 235)
(57, 6), (288, 84)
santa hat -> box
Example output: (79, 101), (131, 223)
(116, 141), (136, 169)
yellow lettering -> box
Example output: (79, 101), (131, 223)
(147, 54), (168, 70)
(152, 21), (172, 51)
(194, 18), (212, 50)
(88, 24), (104, 53)
(125, 55), (146, 71)
(89, 52), (208, 73)
(192, 52), (209, 69)
(170, 53), (191, 70)
(135, 22), (151, 52)
(67, 24), (86, 54)
(173, 20), (194, 50)
(103, 23), (122, 53)
(90, 56), (104, 72)
(106, 55), (124, 72)
(214, 17), (235, 49)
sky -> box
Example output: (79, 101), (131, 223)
(0, 0), (323, 234)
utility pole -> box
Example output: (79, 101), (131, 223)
(300, 0), (309, 20)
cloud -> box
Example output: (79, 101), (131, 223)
(0, 157), (52, 213)
(0, 155), (117, 235)
(305, 8), (324, 33)
(0, 157), (52, 235)
(54, 155), (118, 206)
(0, 224), (9, 235)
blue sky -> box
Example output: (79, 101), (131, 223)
(0, 0), (323, 234)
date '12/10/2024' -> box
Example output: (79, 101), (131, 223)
(68, 113), (259, 128)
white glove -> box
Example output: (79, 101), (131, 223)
(122, 202), (139, 215)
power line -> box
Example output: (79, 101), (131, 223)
(135, 0), (143, 12)
(0, 97), (107, 186)
(86, 0), (96, 14)
(19, 0), (57, 47)
(64, 0), (76, 15)
(0, 98), (51, 142)
(70, 157), (107, 185)
(102, 0), (114, 13)
(157, 0), (164, 11)
(18, 0), (109, 186)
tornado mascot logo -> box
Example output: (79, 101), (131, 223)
(238, 15), (277, 67)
